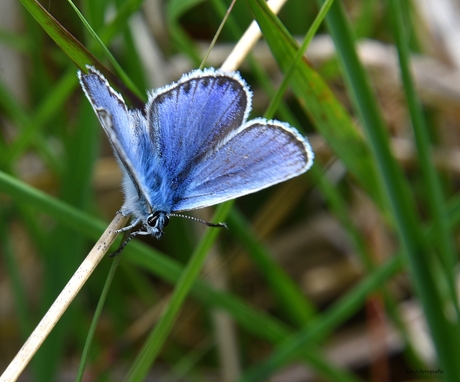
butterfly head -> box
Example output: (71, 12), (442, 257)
(145, 211), (169, 239)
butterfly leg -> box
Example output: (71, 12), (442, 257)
(115, 216), (142, 234)
(109, 216), (143, 256)
(109, 227), (151, 257)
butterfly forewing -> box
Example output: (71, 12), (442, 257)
(79, 69), (137, 158)
(79, 67), (155, 212)
(146, 70), (251, 188)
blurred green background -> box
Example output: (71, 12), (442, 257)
(1, 0), (460, 381)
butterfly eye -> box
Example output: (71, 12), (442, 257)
(147, 211), (161, 226)
(147, 211), (169, 228)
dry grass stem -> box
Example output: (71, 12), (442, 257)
(220, 0), (287, 72)
(0, 213), (130, 382)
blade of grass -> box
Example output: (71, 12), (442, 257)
(209, 0), (302, 129)
(124, 201), (233, 382)
(67, 0), (144, 100)
(19, 0), (104, 71)
(264, 0), (334, 120)
(76, 252), (123, 382)
(237, 192), (460, 381)
(237, 254), (403, 382)
(388, 0), (458, 315)
(318, 0), (460, 379)
(245, 0), (384, 210)
(2, 166), (460, 378)
(0, 213), (129, 382)
(20, 0), (144, 109)
(228, 208), (316, 326)
(7, 68), (77, 167)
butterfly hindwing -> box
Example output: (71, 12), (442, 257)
(171, 118), (314, 212)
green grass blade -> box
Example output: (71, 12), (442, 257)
(246, 0), (383, 209)
(388, 0), (458, 313)
(7, 1), (460, 380)
(7, 68), (76, 167)
(19, 0), (104, 70)
(76, 254), (122, 382)
(237, 188), (460, 380)
(264, 0), (335, 120)
(238, 255), (404, 381)
(124, 201), (233, 382)
(228, 208), (316, 325)
(319, 0), (460, 379)
(3, 166), (460, 379)
(67, 0), (144, 100)
(166, 0), (205, 66)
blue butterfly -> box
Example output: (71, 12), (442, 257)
(78, 66), (313, 247)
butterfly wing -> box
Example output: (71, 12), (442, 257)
(171, 118), (314, 211)
(80, 67), (313, 219)
(145, 69), (251, 192)
(78, 67), (155, 215)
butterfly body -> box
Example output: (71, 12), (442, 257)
(79, 66), (313, 240)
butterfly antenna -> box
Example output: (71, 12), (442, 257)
(199, 0), (237, 70)
(169, 213), (228, 229)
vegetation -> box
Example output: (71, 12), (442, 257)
(1, 0), (459, 380)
